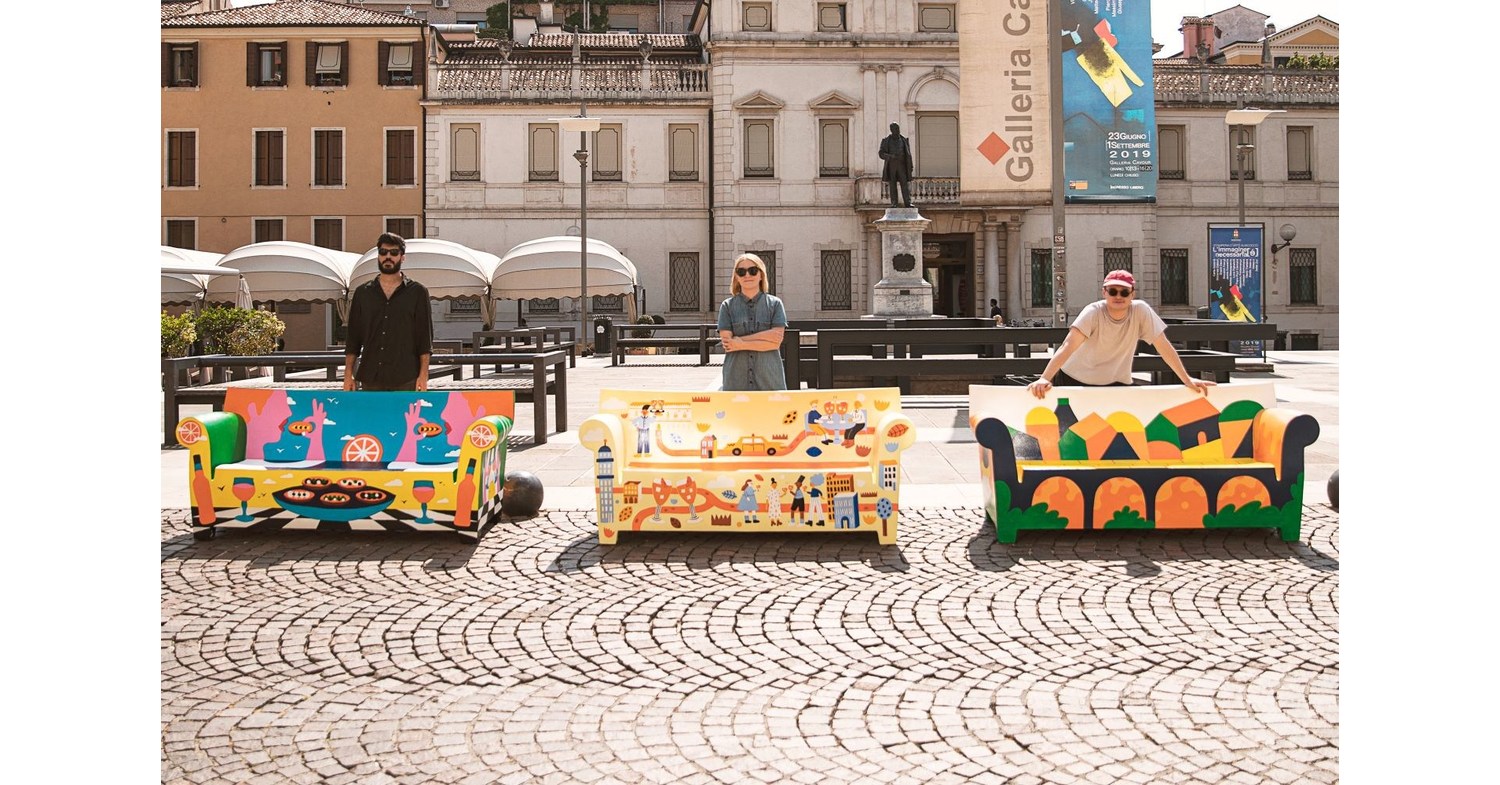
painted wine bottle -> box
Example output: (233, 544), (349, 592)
(192, 454), (216, 525)
(453, 459), (478, 529)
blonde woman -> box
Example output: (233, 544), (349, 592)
(716, 253), (788, 390)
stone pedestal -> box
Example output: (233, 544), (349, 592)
(869, 207), (934, 317)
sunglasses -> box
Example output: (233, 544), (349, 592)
(1105, 287), (1132, 297)
(735, 267), (760, 277)
(377, 248), (404, 257)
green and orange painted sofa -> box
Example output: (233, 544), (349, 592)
(175, 388), (514, 542)
(970, 381), (1319, 543)
(578, 388), (916, 544)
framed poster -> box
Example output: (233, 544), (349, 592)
(1060, 0), (1157, 203)
(1207, 224), (1264, 357)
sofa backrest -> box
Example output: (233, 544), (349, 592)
(969, 381), (1277, 464)
(589, 387), (904, 466)
(225, 388), (515, 465)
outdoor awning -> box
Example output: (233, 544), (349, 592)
(492, 236), (639, 299)
(209, 241), (360, 317)
(161, 246), (241, 305)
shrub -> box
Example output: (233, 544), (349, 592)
(161, 311), (197, 357)
(631, 315), (657, 339)
(195, 306), (285, 355)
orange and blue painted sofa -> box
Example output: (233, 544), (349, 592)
(577, 388), (916, 544)
(175, 388), (514, 542)
(970, 381), (1319, 544)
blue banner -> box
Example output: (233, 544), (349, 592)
(1208, 225), (1264, 357)
(1060, 0), (1157, 202)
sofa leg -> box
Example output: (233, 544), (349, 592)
(598, 528), (618, 546)
(1279, 520), (1301, 543)
(994, 520), (1018, 544)
(192, 526), (217, 541)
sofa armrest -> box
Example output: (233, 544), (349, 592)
(578, 413), (626, 459)
(177, 411), (246, 473)
(458, 414), (514, 463)
(1252, 407), (1321, 483)
(870, 411), (917, 458)
(973, 417), (1020, 481)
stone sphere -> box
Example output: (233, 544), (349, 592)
(1326, 470), (1338, 512)
(501, 470), (545, 517)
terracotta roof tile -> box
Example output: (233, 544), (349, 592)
(162, 0), (424, 27)
(161, 1), (198, 22)
(525, 32), (699, 49)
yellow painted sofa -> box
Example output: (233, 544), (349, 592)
(578, 388), (916, 544)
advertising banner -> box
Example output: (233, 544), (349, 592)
(1060, 0), (1157, 202)
(1207, 224), (1264, 357)
(957, 0), (1053, 206)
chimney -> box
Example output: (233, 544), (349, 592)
(539, 1), (554, 24)
(1180, 17), (1218, 60)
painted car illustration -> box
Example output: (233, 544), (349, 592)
(726, 435), (778, 456)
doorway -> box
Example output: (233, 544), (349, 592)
(920, 235), (974, 317)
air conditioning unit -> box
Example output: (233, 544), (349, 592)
(434, 0), (451, 8)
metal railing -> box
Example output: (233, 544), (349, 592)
(431, 61), (710, 101)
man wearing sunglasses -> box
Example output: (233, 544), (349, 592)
(1027, 269), (1213, 399)
(343, 232), (434, 392)
(716, 253), (788, 390)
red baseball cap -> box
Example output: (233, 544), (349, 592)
(1102, 270), (1135, 290)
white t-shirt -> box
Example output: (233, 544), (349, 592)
(1061, 300), (1167, 385)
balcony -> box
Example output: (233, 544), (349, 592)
(1153, 63), (1339, 106)
(430, 60), (711, 102)
(856, 177), (961, 207)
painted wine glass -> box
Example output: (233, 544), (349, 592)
(412, 480), (436, 523)
(232, 477), (256, 521)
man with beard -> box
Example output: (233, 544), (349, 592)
(343, 232), (434, 391)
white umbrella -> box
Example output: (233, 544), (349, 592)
(161, 246), (240, 306)
(493, 236), (639, 299)
(351, 238), (502, 327)
(209, 241), (361, 320)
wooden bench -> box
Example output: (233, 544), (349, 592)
(162, 351), (568, 447)
(577, 387), (916, 544)
(175, 388), (516, 543)
(611, 323), (720, 366)
(473, 328), (578, 368)
(969, 381), (1320, 543)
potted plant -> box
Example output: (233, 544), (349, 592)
(161, 311), (197, 358)
(195, 306), (286, 378)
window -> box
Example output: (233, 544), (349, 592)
(307, 42), (348, 86)
(748, 250), (776, 291)
(1103, 247), (1133, 272)
(820, 250), (852, 310)
(743, 119), (774, 178)
(742, 1), (771, 31)
(247, 42), (287, 86)
(1287, 126), (1312, 181)
(253, 130), (285, 186)
(593, 294), (626, 313)
(313, 218), (344, 251)
(1030, 249), (1052, 307)
(610, 13), (640, 33)
(163, 42), (198, 87)
(530, 124), (558, 181)
(817, 3), (847, 32)
(916, 113), (959, 177)
(277, 302), (312, 314)
(1158, 125), (1184, 180)
(450, 298), (481, 315)
(917, 4), (956, 32)
(254, 218), (284, 243)
(386, 129), (416, 186)
(593, 124), (622, 182)
(166, 131), (196, 187)
(1230, 126), (1256, 180)
(527, 297), (561, 313)
(451, 123), (481, 181)
(1289, 248), (1317, 304)
(819, 120), (848, 177)
(669, 253), (700, 312)
(1160, 249), (1189, 305)
(380, 42), (418, 86)
(166, 219), (195, 249)
(386, 217), (417, 238)
(669, 125), (698, 181)
(313, 129), (344, 187)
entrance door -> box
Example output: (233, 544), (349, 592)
(920, 235), (974, 317)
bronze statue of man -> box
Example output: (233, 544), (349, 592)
(878, 122), (914, 208)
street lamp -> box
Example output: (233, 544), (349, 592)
(553, 110), (601, 349)
(1224, 108), (1283, 227)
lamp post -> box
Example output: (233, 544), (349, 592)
(554, 109), (601, 350)
(1224, 108), (1283, 227)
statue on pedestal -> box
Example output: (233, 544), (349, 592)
(878, 122), (913, 208)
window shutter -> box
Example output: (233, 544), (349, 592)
(188, 42), (198, 85)
(377, 41), (390, 85)
(339, 42), (349, 85)
(413, 43), (426, 86)
(306, 42), (318, 85)
(162, 43), (172, 87)
(247, 42), (257, 86)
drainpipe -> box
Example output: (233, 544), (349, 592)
(704, 3), (716, 308)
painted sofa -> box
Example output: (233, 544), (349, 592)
(970, 382), (1319, 543)
(578, 388), (917, 544)
(175, 388), (514, 542)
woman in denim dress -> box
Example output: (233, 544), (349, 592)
(716, 253), (788, 390)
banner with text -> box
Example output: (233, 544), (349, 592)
(1060, 0), (1157, 202)
(958, 0), (1053, 206)
(1208, 224), (1264, 357)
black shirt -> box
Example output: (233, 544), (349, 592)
(346, 274), (433, 386)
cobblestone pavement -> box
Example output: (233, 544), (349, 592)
(161, 504), (1339, 784)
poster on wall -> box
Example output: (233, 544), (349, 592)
(1060, 0), (1157, 203)
(1207, 224), (1264, 358)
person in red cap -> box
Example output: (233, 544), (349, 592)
(1027, 269), (1214, 399)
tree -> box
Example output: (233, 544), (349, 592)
(1282, 52), (1338, 70)
(476, 2), (510, 40)
(565, 2), (609, 33)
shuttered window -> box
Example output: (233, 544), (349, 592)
(1160, 249), (1189, 305)
(385, 217), (417, 238)
(313, 218), (343, 251)
(593, 124), (622, 181)
(247, 42), (286, 86)
(451, 124), (480, 181)
(819, 120), (848, 177)
(743, 119), (774, 178)
(254, 218), (284, 243)
(306, 42), (348, 86)
(1230, 126), (1256, 180)
(1158, 125), (1184, 180)
(669, 125), (698, 180)
(386, 129), (415, 185)
(166, 220), (195, 249)
(529, 124), (558, 181)
(314, 129), (344, 187)
(916, 113), (958, 177)
(163, 42), (198, 87)
(167, 131), (196, 187)
(1287, 126), (1312, 180)
(253, 130), (284, 186)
